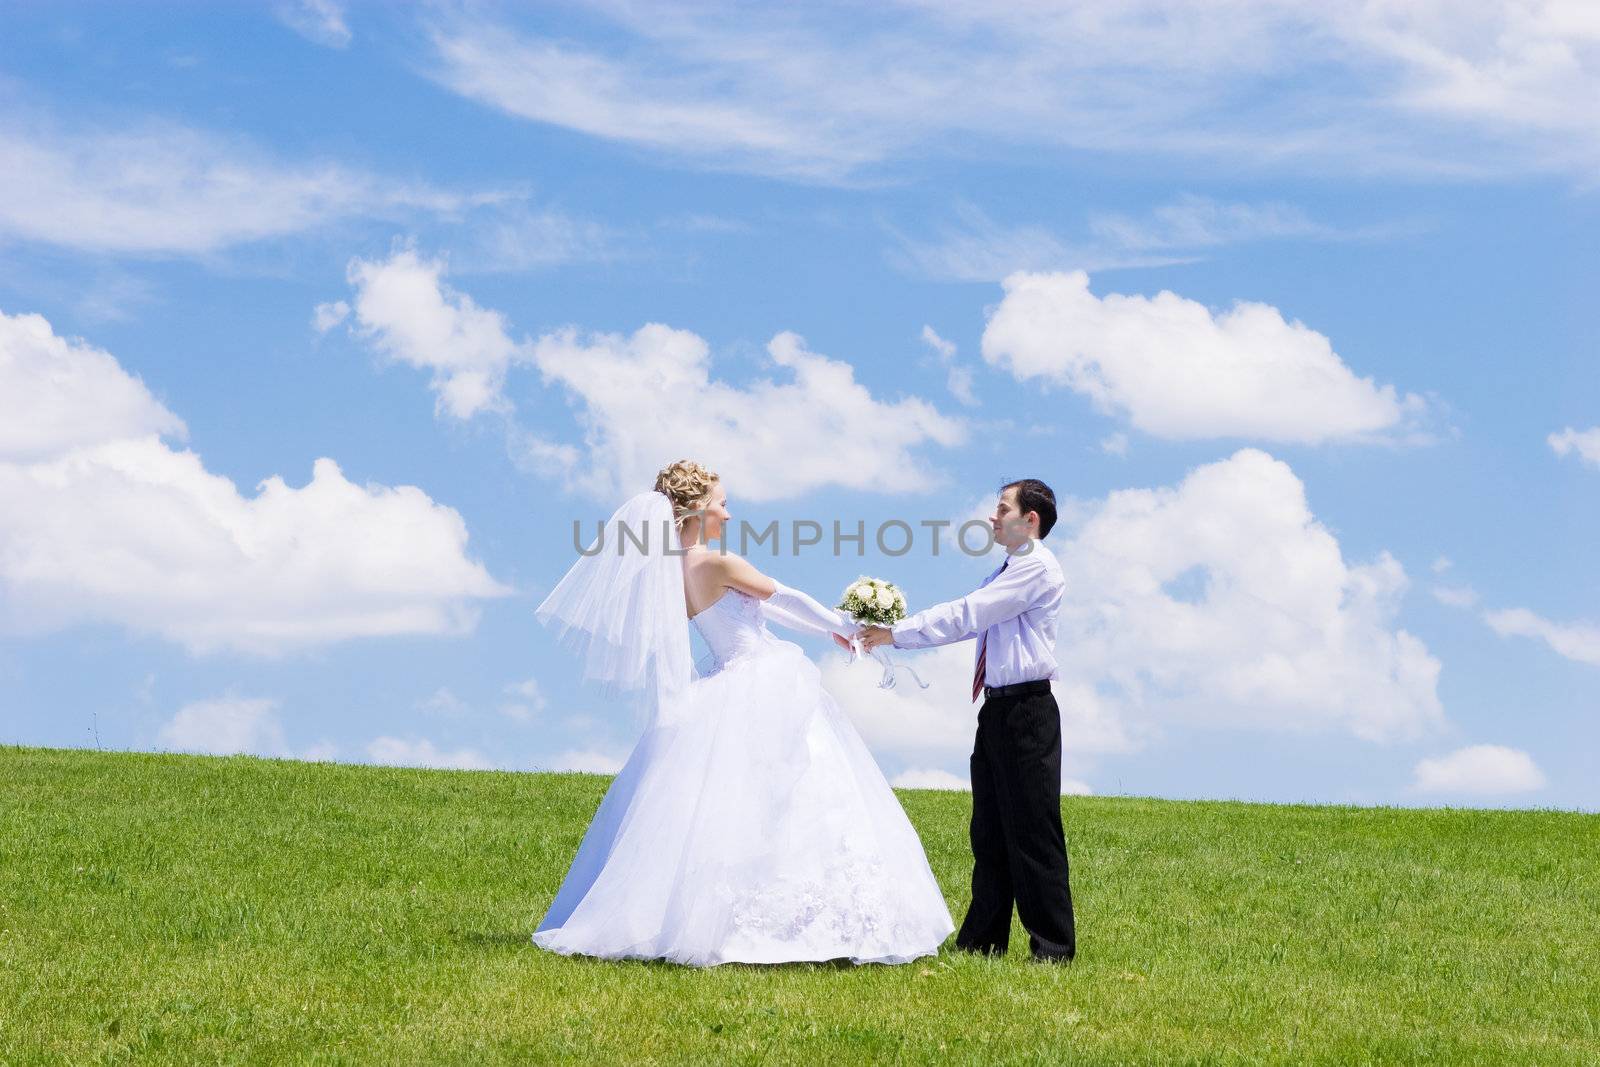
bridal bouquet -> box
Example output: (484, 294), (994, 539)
(838, 577), (928, 690)
(838, 577), (908, 627)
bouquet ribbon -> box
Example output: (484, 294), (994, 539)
(847, 631), (931, 691)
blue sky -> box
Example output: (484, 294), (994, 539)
(2, 2), (1596, 809)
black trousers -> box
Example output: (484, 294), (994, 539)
(955, 686), (1077, 960)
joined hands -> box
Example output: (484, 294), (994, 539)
(857, 625), (895, 651)
(829, 627), (893, 652)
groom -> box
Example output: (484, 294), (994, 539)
(859, 479), (1075, 963)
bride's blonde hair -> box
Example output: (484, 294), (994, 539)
(653, 459), (720, 528)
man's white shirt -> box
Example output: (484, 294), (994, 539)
(890, 539), (1064, 687)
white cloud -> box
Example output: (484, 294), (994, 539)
(501, 421), (581, 480)
(833, 450), (1443, 786)
(312, 300), (350, 333)
(65, 269), (158, 325)
(1482, 607), (1600, 667)
(156, 696), (334, 761)
(888, 197), (1366, 283)
(416, 687), (469, 718)
(344, 248), (520, 420)
(300, 740), (340, 762)
(0, 311), (187, 462)
(825, 644), (982, 767)
(539, 748), (624, 774)
(1087, 194), (1355, 252)
(947, 365), (976, 404)
(159, 696), (290, 757)
(502, 677), (548, 709)
(981, 271), (1429, 444)
(935, 494), (1005, 561)
(499, 677), (548, 721)
(425, 4), (1600, 182)
(0, 308), (512, 656)
(453, 204), (620, 274)
(920, 324), (977, 406)
(890, 767), (1092, 795)
(1345, 1), (1600, 175)
(531, 326), (967, 501)
(1431, 555), (1453, 574)
(0, 109), (486, 256)
(275, 0), (351, 49)
(1549, 426), (1600, 468)
(1412, 744), (1546, 795)
(427, 19), (880, 183)
(1100, 432), (1129, 457)
(919, 325), (956, 362)
(891, 767), (969, 791)
(1052, 449), (1444, 743)
(823, 643), (1135, 779)
(340, 249), (966, 501)
(365, 736), (496, 770)
(1432, 585), (1479, 608)
(888, 204), (1172, 283)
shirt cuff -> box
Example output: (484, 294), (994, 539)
(889, 618), (920, 649)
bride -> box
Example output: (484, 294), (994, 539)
(531, 460), (954, 966)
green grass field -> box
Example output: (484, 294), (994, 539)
(2, 745), (1596, 1064)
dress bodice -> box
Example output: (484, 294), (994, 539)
(691, 589), (775, 672)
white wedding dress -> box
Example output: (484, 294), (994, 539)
(532, 584), (955, 966)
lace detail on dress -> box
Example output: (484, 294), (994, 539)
(714, 835), (910, 952)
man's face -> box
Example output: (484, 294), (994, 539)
(990, 487), (1033, 549)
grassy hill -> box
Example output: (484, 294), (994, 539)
(2, 746), (1596, 1064)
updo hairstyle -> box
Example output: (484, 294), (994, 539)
(653, 459), (720, 529)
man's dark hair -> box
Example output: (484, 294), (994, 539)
(1002, 478), (1057, 538)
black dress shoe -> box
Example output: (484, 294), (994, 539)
(1028, 933), (1075, 963)
(953, 942), (1008, 958)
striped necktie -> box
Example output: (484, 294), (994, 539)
(971, 558), (1009, 702)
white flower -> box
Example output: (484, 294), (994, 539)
(874, 585), (894, 608)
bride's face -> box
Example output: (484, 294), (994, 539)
(700, 482), (731, 541)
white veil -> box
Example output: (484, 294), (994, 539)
(535, 491), (692, 728)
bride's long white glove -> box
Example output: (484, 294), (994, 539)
(763, 581), (857, 641)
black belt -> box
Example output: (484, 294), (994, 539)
(983, 679), (1052, 699)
